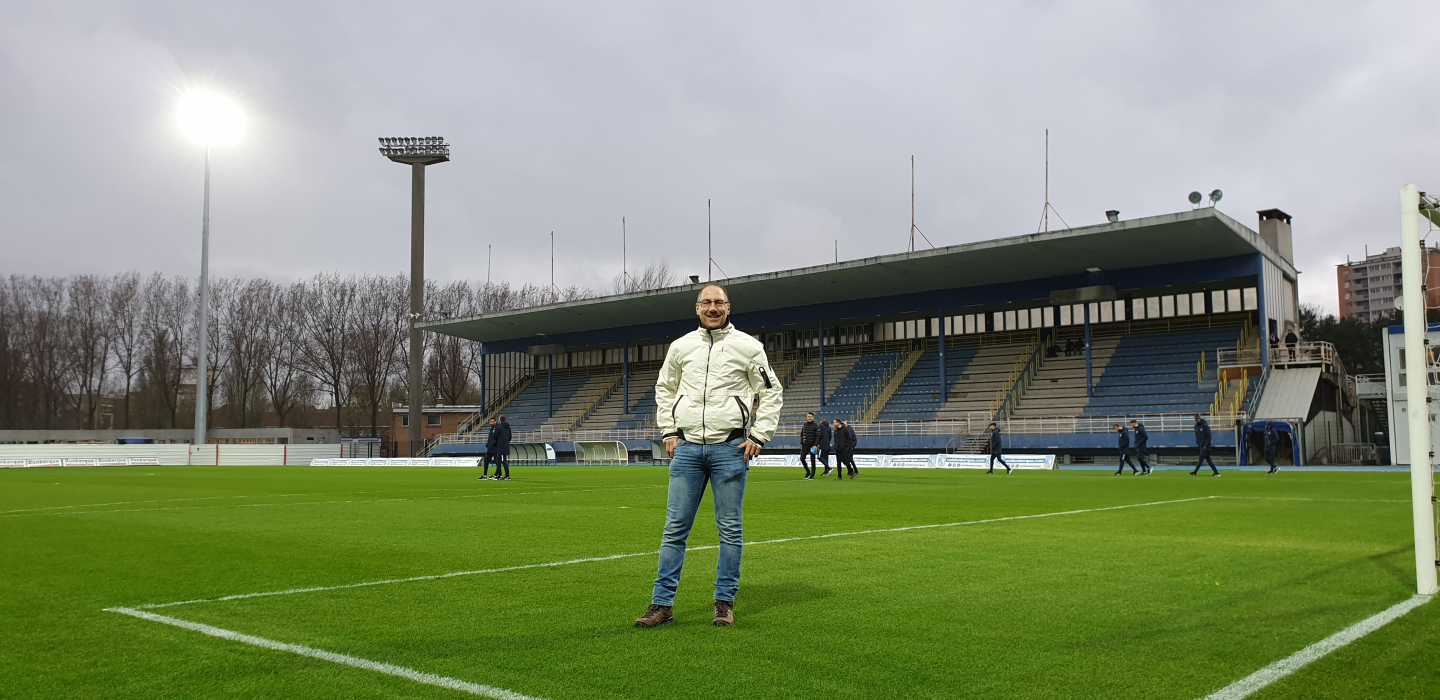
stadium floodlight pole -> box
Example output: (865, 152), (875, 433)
(379, 136), (450, 456)
(1399, 183), (1439, 595)
(177, 91), (244, 448)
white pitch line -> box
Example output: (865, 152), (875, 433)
(106, 607), (544, 700)
(1202, 594), (1433, 700)
(136, 495), (1216, 610)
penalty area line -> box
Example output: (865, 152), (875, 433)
(1202, 594), (1433, 700)
(135, 495), (1215, 610)
(106, 607), (546, 700)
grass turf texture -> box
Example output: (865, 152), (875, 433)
(1, 466), (1433, 699)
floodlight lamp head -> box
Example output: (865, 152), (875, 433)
(1209, 189), (1223, 205)
(1105, 210), (1120, 222)
(177, 91), (244, 146)
(1188, 191), (1203, 205)
(378, 135), (450, 165)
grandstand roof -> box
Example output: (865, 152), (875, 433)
(420, 207), (1292, 346)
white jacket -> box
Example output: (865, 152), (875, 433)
(655, 323), (783, 445)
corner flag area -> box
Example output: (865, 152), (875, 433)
(2, 465), (1433, 699)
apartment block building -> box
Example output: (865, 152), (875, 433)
(1337, 245), (1440, 322)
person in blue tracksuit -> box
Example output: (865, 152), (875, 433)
(1114, 423), (1138, 475)
(1263, 422), (1280, 474)
(817, 417), (834, 477)
(986, 422), (1011, 475)
(1129, 420), (1151, 475)
(493, 416), (513, 480)
(1191, 414), (1219, 476)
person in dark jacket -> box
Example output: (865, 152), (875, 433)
(1129, 420), (1151, 475)
(799, 413), (820, 480)
(986, 422), (1011, 475)
(1114, 423), (1138, 475)
(480, 417), (499, 480)
(1263, 422), (1280, 474)
(817, 417), (834, 477)
(833, 418), (858, 479)
(493, 416), (513, 480)
(1284, 328), (1299, 363)
(1191, 414), (1219, 476)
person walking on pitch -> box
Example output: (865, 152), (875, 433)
(479, 417), (498, 480)
(635, 284), (782, 629)
(1114, 423), (1138, 475)
(1130, 420), (1151, 475)
(1191, 414), (1219, 476)
(1263, 422), (1280, 474)
(817, 416), (833, 477)
(986, 422), (1011, 475)
(799, 413), (820, 480)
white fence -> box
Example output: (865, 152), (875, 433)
(0, 443), (343, 467)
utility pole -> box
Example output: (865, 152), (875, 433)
(623, 217), (628, 292)
(1043, 129), (1050, 232)
(910, 156), (916, 252)
(550, 230), (556, 302)
(379, 136), (449, 457)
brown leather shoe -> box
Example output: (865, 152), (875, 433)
(712, 599), (734, 626)
(634, 604), (673, 628)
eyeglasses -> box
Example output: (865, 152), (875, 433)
(697, 301), (730, 308)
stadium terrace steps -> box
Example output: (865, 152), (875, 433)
(574, 368), (662, 430)
(779, 354), (864, 423)
(499, 371), (611, 432)
(1009, 338), (1120, 417)
(877, 342), (1031, 421)
(1079, 327), (1241, 416)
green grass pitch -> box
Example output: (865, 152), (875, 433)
(2, 465), (1436, 699)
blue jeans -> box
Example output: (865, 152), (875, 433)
(651, 437), (749, 605)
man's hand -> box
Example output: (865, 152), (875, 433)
(664, 436), (678, 458)
(740, 440), (762, 461)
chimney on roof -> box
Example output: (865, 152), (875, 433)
(1256, 209), (1293, 264)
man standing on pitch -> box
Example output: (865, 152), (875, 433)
(1130, 420), (1151, 475)
(835, 418), (858, 479)
(817, 415), (834, 477)
(480, 417), (498, 480)
(986, 421), (1011, 475)
(635, 284), (782, 629)
(800, 412), (820, 480)
(1191, 414), (1219, 476)
(1114, 423), (1138, 475)
(492, 416), (512, 480)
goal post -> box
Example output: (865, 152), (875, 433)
(1399, 183), (1439, 595)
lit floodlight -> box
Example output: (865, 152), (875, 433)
(177, 91), (244, 146)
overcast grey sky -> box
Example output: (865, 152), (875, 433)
(2, 1), (1437, 313)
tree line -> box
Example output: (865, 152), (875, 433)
(0, 262), (674, 435)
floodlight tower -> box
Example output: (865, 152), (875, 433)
(379, 136), (449, 455)
(177, 91), (244, 448)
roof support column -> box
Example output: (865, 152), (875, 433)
(1084, 303), (1094, 399)
(938, 310), (947, 411)
(479, 351), (487, 417)
(819, 319), (826, 408)
(622, 340), (630, 415)
(548, 355), (554, 418)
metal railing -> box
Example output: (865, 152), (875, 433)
(431, 411), (1241, 448)
(988, 332), (1042, 419)
(557, 372), (624, 431)
(861, 345), (924, 423)
(1354, 374), (1386, 399)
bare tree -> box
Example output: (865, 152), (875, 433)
(262, 282), (310, 427)
(63, 275), (113, 429)
(222, 278), (271, 428)
(17, 277), (69, 428)
(197, 277), (233, 424)
(347, 275), (406, 436)
(108, 271), (144, 429)
(613, 259), (676, 294)
(0, 279), (23, 428)
(297, 273), (355, 432)
(142, 275), (193, 428)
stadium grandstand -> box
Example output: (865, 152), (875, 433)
(414, 207), (1360, 465)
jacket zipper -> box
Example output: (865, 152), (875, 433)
(702, 328), (713, 444)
